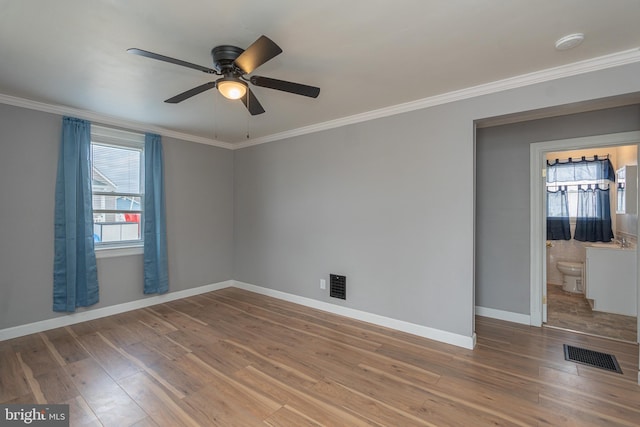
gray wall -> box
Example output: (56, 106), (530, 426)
(235, 107), (474, 335)
(0, 103), (234, 329)
(235, 62), (640, 339)
(476, 105), (640, 314)
(3, 61), (640, 339)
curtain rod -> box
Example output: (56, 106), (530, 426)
(547, 183), (611, 190)
(547, 154), (610, 165)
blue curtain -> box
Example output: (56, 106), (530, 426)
(547, 187), (571, 240)
(53, 117), (99, 312)
(546, 156), (615, 183)
(143, 133), (169, 294)
(574, 185), (614, 242)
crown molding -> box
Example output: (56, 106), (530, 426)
(2, 48), (639, 151)
(0, 93), (234, 150)
(234, 47), (640, 149)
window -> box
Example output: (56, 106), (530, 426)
(547, 181), (605, 219)
(91, 126), (144, 247)
(546, 155), (615, 242)
(546, 155), (615, 219)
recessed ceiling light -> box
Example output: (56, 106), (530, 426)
(555, 33), (584, 50)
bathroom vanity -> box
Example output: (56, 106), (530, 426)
(585, 243), (637, 316)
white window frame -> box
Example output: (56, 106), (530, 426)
(91, 125), (145, 258)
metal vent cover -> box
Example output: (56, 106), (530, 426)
(563, 344), (622, 374)
(330, 274), (346, 300)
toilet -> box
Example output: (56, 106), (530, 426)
(556, 261), (584, 293)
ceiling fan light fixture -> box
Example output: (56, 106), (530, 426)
(217, 77), (247, 100)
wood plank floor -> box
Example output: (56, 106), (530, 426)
(546, 283), (637, 342)
(1, 287), (639, 426)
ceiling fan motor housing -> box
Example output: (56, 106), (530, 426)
(211, 45), (244, 73)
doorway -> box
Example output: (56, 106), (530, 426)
(530, 131), (640, 343)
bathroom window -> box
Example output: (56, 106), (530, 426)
(546, 156), (614, 242)
(547, 181), (606, 219)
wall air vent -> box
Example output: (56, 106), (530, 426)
(329, 274), (346, 300)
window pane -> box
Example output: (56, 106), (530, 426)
(93, 213), (141, 243)
(91, 144), (141, 193)
(92, 195), (142, 212)
(91, 139), (143, 245)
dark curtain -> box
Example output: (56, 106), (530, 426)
(53, 117), (99, 312)
(546, 187), (571, 240)
(574, 185), (614, 242)
(546, 156), (615, 183)
(143, 133), (169, 295)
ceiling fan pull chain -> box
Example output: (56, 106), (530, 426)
(213, 91), (218, 140)
(246, 102), (250, 139)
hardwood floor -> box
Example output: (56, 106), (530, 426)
(1, 287), (639, 426)
(547, 283), (638, 342)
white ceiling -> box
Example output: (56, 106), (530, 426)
(1, 1), (639, 145)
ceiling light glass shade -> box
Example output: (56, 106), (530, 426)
(217, 78), (247, 100)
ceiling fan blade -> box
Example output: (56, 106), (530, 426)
(127, 48), (217, 74)
(240, 88), (266, 115)
(234, 35), (282, 74)
(164, 82), (217, 103)
(250, 76), (320, 98)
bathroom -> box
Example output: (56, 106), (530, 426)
(546, 144), (638, 342)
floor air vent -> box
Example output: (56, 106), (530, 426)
(330, 274), (346, 300)
(563, 344), (622, 374)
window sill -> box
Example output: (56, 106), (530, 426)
(95, 245), (143, 259)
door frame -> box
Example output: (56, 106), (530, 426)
(529, 130), (640, 328)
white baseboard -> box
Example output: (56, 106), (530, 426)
(0, 280), (233, 341)
(1, 279), (477, 350)
(475, 306), (532, 325)
(233, 281), (476, 349)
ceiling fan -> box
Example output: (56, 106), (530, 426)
(127, 35), (320, 115)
